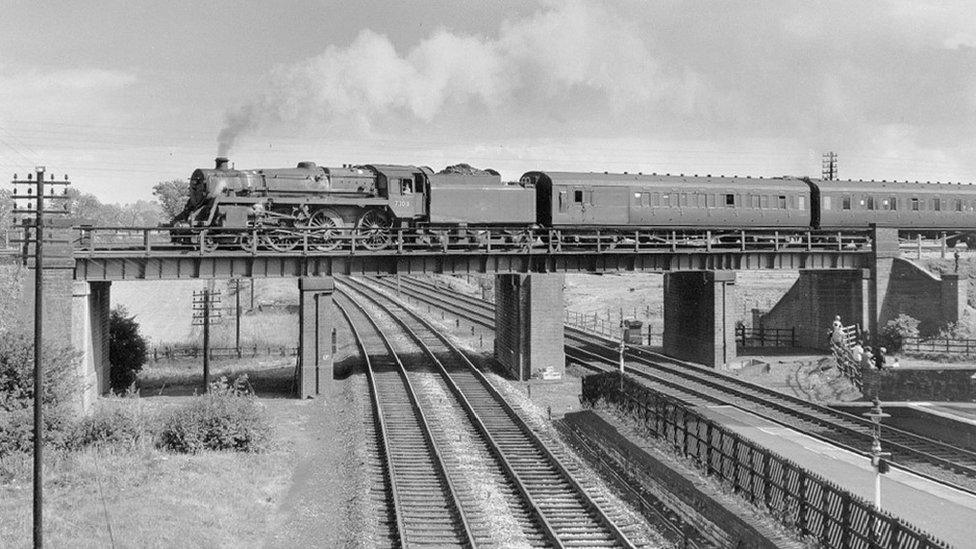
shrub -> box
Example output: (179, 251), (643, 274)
(880, 314), (920, 352)
(109, 306), (148, 393)
(157, 376), (272, 454)
(70, 398), (150, 449)
(0, 331), (79, 456)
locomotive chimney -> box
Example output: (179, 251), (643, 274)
(215, 157), (230, 170)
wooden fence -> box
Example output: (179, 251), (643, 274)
(564, 310), (662, 346)
(151, 345), (297, 362)
(735, 325), (797, 348)
(900, 336), (976, 355)
(583, 372), (949, 549)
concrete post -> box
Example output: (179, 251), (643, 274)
(662, 271), (737, 367)
(298, 277), (335, 398)
(494, 273), (565, 380)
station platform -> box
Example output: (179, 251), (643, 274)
(911, 402), (976, 425)
(696, 405), (976, 548)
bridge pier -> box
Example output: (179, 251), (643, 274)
(662, 271), (737, 367)
(494, 273), (565, 380)
(71, 281), (111, 409)
(759, 227), (966, 348)
(297, 277), (335, 398)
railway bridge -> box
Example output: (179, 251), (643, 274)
(13, 223), (965, 403)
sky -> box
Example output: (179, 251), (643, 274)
(1, 0), (975, 204)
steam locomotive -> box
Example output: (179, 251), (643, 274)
(172, 157), (976, 250)
(172, 157), (535, 250)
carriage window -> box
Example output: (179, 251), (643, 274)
(911, 198), (920, 211)
(751, 195), (760, 208)
(778, 195), (787, 209)
(697, 194), (705, 208)
(842, 196), (851, 210)
(761, 195), (769, 209)
(890, 197), (897, 210)
(881, 198), (891, 210)
(706, 194), (716, 208)
(680, 193), (688, 207)
(798, 196), (806, 210)
(651, 193), (660, 207)
(933, 198), (941, 211)
(867, 196), (875, 210)
(574, 190), (583, 203)
(823, 196), (831, 210)
(859, 198), (866, 208)
(641, 193), (649, 207)
(661, 193), (669, 206)
(957, 199), (964, 212)
(634, 192), (642, 200)
(558, 191), (567, 212)
(670, 194), (678, 207)
(400, 178), (413, 193)
(725, 194), (735, 207)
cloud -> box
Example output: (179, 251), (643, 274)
(215, 1), (976, 182)
(0, 66), (136, 93)
(215, 1), (676, 154)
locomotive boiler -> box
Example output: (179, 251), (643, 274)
(172, 157), (536, 250)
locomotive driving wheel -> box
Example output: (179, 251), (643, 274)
(356, 209), (393, 250)
(306, 209), (344, 252)
(262, 228), (301, 252)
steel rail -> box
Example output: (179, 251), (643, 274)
(377, 274), (976, 495)
(332, 298), (402, 546)
(339, 283), (563, 549)
(340, 276), (638, 548)
(333, 293), (475, 548)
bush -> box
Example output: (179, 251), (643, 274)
(109, 306), (148, 393)
(157, 376), (272, 454)
(880, 314), (920, 352)
(70, 398), (150, 449)
(0, 331), (79, 457)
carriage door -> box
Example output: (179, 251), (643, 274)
(570, 187), (586, 224)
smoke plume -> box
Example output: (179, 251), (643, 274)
(215, 1), (662, 155)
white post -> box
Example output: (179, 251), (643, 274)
(875, 469), (881, 510)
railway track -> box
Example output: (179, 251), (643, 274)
(336, 276), (645, 548)
(335, 291), (473, 547)
(368, 274), (976, 495)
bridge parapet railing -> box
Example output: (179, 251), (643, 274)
(69, 226), (875, 257)
(584, 372), (949, 549)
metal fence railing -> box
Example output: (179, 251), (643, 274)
(584, 373), (949, 549)
(735, 325), (797, 348)
(900, 336), (976, 355)
(150, 344), (297, 362)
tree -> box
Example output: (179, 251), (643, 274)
(880, 314), (920, 353)
(64, 188), (162, 227)
(109, 306), (148, 393)
(153, 179), (190, 221)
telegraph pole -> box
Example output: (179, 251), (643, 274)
(11, 166), (71, 549)
(192, 288), (221, 391)
(821, 152), (838, 181)
(235, 279), (242, 358)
